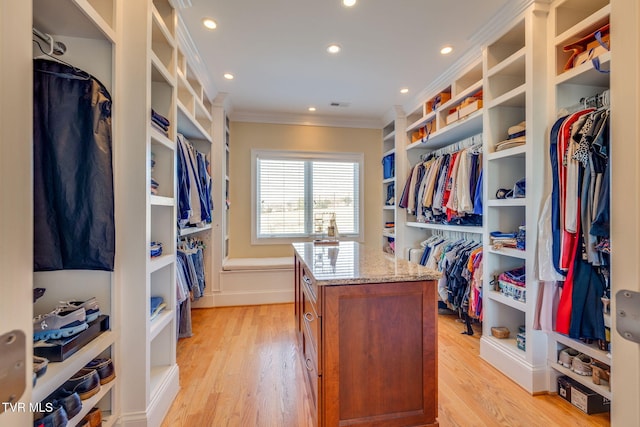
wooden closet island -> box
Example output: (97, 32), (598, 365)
(292, 241), (441, 427)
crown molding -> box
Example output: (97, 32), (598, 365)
(230, 111), (384, 129)
(176, 14), (218, 102)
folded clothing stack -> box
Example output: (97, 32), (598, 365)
(489, 231), (518, 249)
(497, 266), (526, 302)
(495, 121), (526, 151)
(150, 296), (167, 320)
(151, 109), (170, 136)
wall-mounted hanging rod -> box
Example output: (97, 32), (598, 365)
(32, 27), (66, 55)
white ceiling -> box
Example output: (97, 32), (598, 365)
(178, 0), (526, 127)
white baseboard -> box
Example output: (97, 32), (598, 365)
(480, 336), (548, 394)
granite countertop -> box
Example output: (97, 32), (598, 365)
(292, 241), (441, 286)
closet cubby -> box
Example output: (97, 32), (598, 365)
(546, 0), (612, 406)
(30, 0), (119, 425)
(480, 3), (549, 393)
(381, 119), (396, 253)
(405, 60), (484, 152)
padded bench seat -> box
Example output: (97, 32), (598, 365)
(222, 257), (293, 271)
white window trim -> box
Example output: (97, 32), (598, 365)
(251, 149), (365, 245)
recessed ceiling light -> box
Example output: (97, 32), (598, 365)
(308, 107), (317, 112)
(202, 18), (217, 30)
(327, 44), (341, 54)
(343, 0), (357, 7)
(440, 46), (453, 55)
(223, 73), (234, 80)
(400, 88), (409, 94)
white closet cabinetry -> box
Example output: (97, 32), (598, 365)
(118, 0), (179, 424)
(396, 59), (484, 259)
(175, 25), (215, 308)
(480, 3), (549, 394)
(546, 0), (611, 400)
(381, 119), (396, 253)
(31, 1), (119, 425)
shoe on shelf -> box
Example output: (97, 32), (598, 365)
(33, 288), (46, 303)
(60, 368), (101, 400)
(84, 358), (115, 385)
(58, 298), (101, 323)
(557, 347), (579, 368)
(80, 407), (102, 427)
(44, 389), (82, 420)
(592, 359), (611, 386)
(33, 404), (68, 427)
(571, 353), (593, 376)
(33, 307), (88, 341)
(34, 355), (49, 379)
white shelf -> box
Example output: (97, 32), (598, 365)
(179, 224), (212, 236)
(150, 127), (174, 150)
(484, 335), (525, 360)
(487, 144), (526, 160)
(383, 147), (395, 157)
(177, 100), (213, 142)
(150, 309), (174, 341)
(406, 110), (483, 151)
(382, 177), (395, 184)
(406, 111), (436, 133)
(32, 331), (116, 403)
(487, 47), (526, 77)
(382, 230), (395, 238)
(383, 205), (395, 211)
(383, 130), (396, 143)
(487, 246), (527, 259)
(150, 254), (175, 272)
(406, 221), (483, 234)
(555, 51), (610, 86)
(151, 5), (176, 49)
(486, 84), (526, 109)
(150, 53), (175, 87)
(440, 80), (483, 111)
(550, 363), (611, 400)
(487, 290), (527, 312)
(550, 331), (610, 363)
(486, 198), (527, 207)
(150, 195), (174, 206)
(554, 4), (610, 46)
(72, 0), (117, 43)
(67, 380), (115, 426)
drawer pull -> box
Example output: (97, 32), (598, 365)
(304, 312), (314, 322)
(305, 357), (314, 371)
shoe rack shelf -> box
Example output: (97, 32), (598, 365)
(67, 381), (116, 427)
(30, 0), (119, 423)
(546, 0), (611, 402)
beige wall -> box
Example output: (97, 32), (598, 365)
(228, 121), (382, 258)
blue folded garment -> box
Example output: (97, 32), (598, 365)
(490, 231), (517, 238)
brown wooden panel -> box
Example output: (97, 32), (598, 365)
(323, 281), (438, 427)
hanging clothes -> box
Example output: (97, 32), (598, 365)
(177, 134), (213, 228)
(540, 101), (610, 341)
(399, 145), (483, 226)
(33, 59), (115, 271)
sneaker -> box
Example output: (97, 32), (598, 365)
(571, 353), (593, 376)
(558, 347), (579, 368)
(58, 298), (101, 323)
(84, 358), (115, 385)
(60, 368), (101, 400)
(33, 308), (88, 341)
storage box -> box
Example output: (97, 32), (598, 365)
(557, 375), (611, 415)
(557, 376), (572, 402)
(425, 91), (451, 112)
(446, 108), (459, 125)
(516, 332), (526, 351)
(34, 315), (110, 362)
(458, 99), (483, 119)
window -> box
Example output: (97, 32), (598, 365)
(252, 150), (363, 243)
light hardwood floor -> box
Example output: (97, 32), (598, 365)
(162, 304), (611, 427)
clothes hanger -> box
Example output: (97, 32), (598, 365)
(33, 38), (91, 81)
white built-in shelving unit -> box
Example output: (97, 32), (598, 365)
(381, 119), (396, 253)
(480, 2), (549, 394)
(30, 1), (119, 425)
(545, 0), (612, 401)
